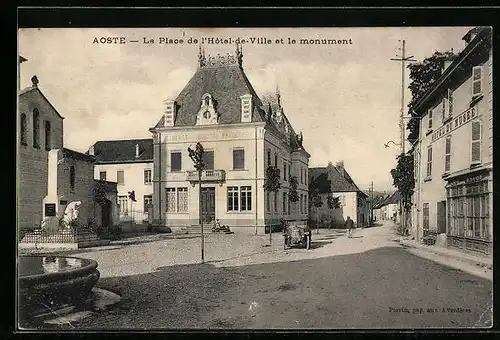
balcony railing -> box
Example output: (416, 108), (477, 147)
(186, 169), (226, 182)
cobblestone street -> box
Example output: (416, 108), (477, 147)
(31, 222), (492, 329)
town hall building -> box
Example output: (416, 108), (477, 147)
(149, 45), (310, 234)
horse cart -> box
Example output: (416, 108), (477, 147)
(283, 221), (311, 250)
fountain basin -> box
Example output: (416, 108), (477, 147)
(18, 255), (100, 321)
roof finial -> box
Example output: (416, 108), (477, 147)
(31, 75), (39, 87)
(198, 43), (206, 68)
(235, 42), (243, 67)
(276, 84), (281, 106)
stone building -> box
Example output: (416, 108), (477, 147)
(410, 27), (493, 255)
(148, 45), (310, 234)
(309, 161), (369, 228)
(17, 56), (118, 238)
(88, 139), (154, 224)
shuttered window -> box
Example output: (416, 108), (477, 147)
(117, 170), (124, 185)
(471, 121), (481, 164)
(423, 203), (429, 230)
(426, 146), (432, 178)
(472, 66), (483, 97)
(203, 150), (214, 170)
(233, 149), (245, 170)
(445, 137), (451, 172)
(448, 89), (454, 116)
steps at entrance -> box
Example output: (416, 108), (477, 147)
(186, 224), (207, 235)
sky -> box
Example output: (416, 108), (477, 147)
(18, 27), (474, 191)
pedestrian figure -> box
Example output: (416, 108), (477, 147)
(345, 216), (354, 238)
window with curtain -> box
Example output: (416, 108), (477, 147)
(177, 188), (188, 212)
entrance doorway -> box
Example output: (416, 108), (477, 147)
(437, 200), (447, 234)
(101, 199), (111, 230)
(201, 187), (216, 224)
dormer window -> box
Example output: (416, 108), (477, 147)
(240, 94), (252, 123)
(163, 99), (176, 127)
(196, 93), (218, 125)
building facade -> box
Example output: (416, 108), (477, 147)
(17, 57), (118, 237)
(309, 161), (369, 228)
(149, 46), (310, 234)
(411, 27), (493, 255)
(17, 68), (64, 236)
(89, 139), (154, 224)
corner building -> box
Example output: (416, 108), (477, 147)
(411, 27), (493, 255)
(149, 46), (310, 234)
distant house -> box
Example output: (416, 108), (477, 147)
(87, 139), (154, 224)
(309, 161), (369, 228)
(373, 191), (401, 223)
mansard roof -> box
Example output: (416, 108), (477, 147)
(154, 63), (267, 128)
(89, 138), (153, 164)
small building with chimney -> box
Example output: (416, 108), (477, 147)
(148, 45), (310, 234)
(309, 161), (369, 228)
(87, 139), (154, 225)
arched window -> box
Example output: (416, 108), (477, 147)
(70, 166), (75, 191)
(44, 120), (51, 150)
(20, 113), (27, 145)
(33, 108), (40, 148)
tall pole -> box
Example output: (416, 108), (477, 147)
(370, 181), (374, 226)
(199, 170), (204, 263)
(391, 39), (416, 235)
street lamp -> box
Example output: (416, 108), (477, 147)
(188, 142), (206, 264)
(384, 140), (401, 148)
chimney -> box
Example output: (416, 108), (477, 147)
(88, 145), (95, 156)
(135, 144), (140, 158)
(462, 27), (481, 47)
(336, 161), (345, 176)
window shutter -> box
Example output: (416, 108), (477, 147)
(428, 110), (433, 129)
(445, 138), (451, 172)
(472, 66), (483, 96)
(448, 89), (454, 116)
(117, 170), (124, 185)
(441, 99), (446, 121)
(471, 121), (481, 163)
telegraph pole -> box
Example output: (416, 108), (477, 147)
(369, 181), (374, 226)
(391, 40), (416, 235)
